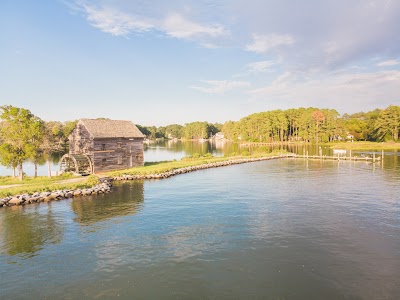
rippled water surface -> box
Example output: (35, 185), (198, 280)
(1, 158), (400, 299)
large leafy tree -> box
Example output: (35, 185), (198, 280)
(184, 122), (211, 139)
(165, 124), (184, 139)
(375, 105), (400, 141)
(0, 143), (19, 178)
(0, 105), (43, 180)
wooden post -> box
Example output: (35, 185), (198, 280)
(350, 149), (352, 160)
(373, 152), (376, 163)
(306, 151), (309, 160)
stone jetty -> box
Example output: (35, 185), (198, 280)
(0, 155), (285, 208)
(0, 178), (112, 208)
(113, 156), (282, 181)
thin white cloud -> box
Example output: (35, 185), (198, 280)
(191, 80), (250, 94)
(70, 1), (227, 45)
(163, 13), (226, 39)
(246, 33), (295, 54)
(74, 2), (153, 36)
(245, 60), (277, 74)
(376, 60), (400, 67)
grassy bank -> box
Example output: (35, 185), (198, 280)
(0, 175), (99, 198)
(323, 141), (400, 150)
(106, 150), (286, 177)
(0, 173), (77, 186)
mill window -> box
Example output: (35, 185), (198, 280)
(118, 156), (123, 165)
(101, 144), (106, 151)
(102, 158), (106, 165)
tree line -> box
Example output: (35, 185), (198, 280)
(0, 105), (76, 180)
(1, 104), (399, 180)
(136, 122), (223, 140)
(136, 105), (399, 143)
(221, 106), (400, 143)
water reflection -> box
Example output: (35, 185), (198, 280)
(71, 180), (144, 226)
(0, 205), (63, 258)
(0, 159), (399, 299)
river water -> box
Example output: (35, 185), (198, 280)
(1, 142), (400, 299)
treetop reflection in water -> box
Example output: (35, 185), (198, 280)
(0, 205), (63, 258)
(71, 180), (144, 225)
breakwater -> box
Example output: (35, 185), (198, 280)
(0, 179), (112, 207)
(0, 155), (284, 208)
(113, 155), (283, 181)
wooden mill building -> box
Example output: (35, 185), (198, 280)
(61, 119), (144, 174)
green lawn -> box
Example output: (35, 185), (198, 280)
(0, 173), (77, 186)
(0, 175), (99, 198)
(105, 150), (285, 177)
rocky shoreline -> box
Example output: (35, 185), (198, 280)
(0, 179), (113, 208)
(0, 155), (284, 208)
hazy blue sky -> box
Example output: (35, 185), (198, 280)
(1, 0), (399, 125)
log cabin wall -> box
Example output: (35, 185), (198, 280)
(69, 122), (94, 156)
(93, 138), (144, 173)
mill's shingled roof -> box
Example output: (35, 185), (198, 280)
(79, 119), (144, 138)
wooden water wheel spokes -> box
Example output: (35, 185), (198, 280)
(60, 154), (93, 174)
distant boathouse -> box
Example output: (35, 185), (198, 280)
(60, 119), (144, 174)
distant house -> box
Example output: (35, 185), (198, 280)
(62, 119), (144, 174)
(214, 132), (224, 140)
(346, 133), (355, 141)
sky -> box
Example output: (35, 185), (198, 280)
(1, 0), (400, 126)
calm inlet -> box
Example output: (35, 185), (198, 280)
(1, 157), (399, 299)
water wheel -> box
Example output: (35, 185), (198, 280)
(60, 154), (93, 175)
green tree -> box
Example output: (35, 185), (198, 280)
(375, 105), (400, 141)
(136, 124), (151, 137)
(312, 109), (325, 143)
(62, 120), (78, 138)
(30, 122), (45, 177)
(0, 143), (19, 177)
(165, 124), (184, 139)
(0, 105), (43, 180)
(184, 122), (210, 139)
